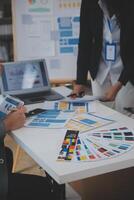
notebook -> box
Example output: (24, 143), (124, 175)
(0, 59), (64, 104)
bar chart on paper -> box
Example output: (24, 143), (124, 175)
(58, 0), (81, 9)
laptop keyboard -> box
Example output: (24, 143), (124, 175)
(15, 90), (64, 104)
(44, 90), (64, 101)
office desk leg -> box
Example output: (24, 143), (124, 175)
(46, 172), (65, 200)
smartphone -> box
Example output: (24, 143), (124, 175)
(124, 107), (134, 114)
(25, 108), (46, 117)
(67, 91), (85, 98)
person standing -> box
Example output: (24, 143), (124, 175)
(73, 0), (134, 114)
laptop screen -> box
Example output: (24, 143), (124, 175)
(0, 59), (51, 96)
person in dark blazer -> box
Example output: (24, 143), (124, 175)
(73, 0), (134, 114)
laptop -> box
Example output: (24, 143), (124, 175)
(0, 59), (64, 104)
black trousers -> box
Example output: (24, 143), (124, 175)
(6, 148), (53, 200)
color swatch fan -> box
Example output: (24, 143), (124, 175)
(90, 127), (134, 142)
(75, 127), (134, 162)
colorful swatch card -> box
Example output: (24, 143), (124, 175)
(0, 95), (24, 119)
(73, 135), (134, 162)
(86, 136), (134, 158)
(75, 137), (97, 161)
(74, 137), (115, 162)
(99, 139), (133, 155)
(75, 137), (89, 161)
(56, 127), (134, 162)
(74, 127), (134, 162)
(25, 109), (72, 128)
(57, 130), (79, 161)
(89, 127), (134, 142)
(83, 138), (115, 160)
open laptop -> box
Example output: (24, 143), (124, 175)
(0, 59), (64, 104)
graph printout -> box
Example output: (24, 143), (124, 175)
(72, 113), (114, 131)
(0, 95), (24, 119)
(25, 109), (73, 128)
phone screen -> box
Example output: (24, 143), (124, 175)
(25, 108), (46, 117)
(124, 107), (134, 114)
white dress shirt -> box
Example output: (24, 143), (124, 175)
(96, 0), (123, 85)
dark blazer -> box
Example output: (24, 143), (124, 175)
(76, 0), (134, 86)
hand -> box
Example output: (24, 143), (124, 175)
(101, 82), (122, 102)
(69, 84), (86, 99)
(4, 107), (26, 132)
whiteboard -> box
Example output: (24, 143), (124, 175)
(12, 0), (81, 82)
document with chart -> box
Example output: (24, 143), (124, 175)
(25, 109), (73, 128)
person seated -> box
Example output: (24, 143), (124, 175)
(0, 63), (54, 200)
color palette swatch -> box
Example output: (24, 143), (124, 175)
(74, 136), (134, 161)
(74, 127), (134, 162)
(57, 127), (134, 162)
(90, 127), (134, 142)
(57, 130), (79, 161)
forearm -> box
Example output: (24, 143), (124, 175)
(102, 81), (123, 101)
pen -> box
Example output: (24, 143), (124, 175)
(67, 91), (85, 98)
(9, 108), (18, 113)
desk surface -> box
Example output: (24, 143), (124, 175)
(10, 86), (134, 184)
